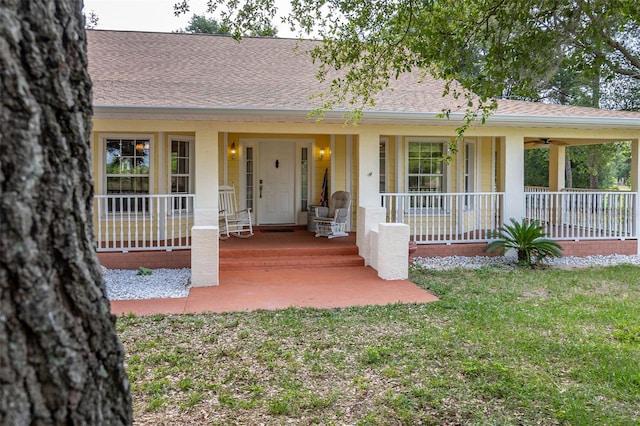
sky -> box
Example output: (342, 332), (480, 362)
(83, 0), (296, 37)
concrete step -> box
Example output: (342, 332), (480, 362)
(219, 245), (363, 271)
(219, 254), (364, 271)
(220, 245), (358, 259)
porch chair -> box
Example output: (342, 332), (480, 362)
(218, 185), (254, 239)
(313, 191), (351, 239)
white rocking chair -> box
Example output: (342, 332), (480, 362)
(313, 191), (351, 239)
(218, 185), (254, 239)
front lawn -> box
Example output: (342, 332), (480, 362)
(117, 264), (640, 425)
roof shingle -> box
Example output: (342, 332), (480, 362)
(87, 30), (640, 122)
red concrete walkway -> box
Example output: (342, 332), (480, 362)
(110, 266), (438, 316)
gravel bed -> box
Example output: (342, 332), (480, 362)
(413, 254), (640, 270)
(105, 254), (640, 301)
(105, 268), (191, 301)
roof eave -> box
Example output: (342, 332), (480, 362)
(92, 105), (640, 130)
(486, 113), (640, 129)
(93, 105), (343, 123)
(92, 105), (466, 126)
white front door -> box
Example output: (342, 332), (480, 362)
(257, 141), (296, 224)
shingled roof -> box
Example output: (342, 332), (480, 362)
(87, 30), (640, 126)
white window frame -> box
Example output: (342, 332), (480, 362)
(98, 133), (154, 216)
(464, 140), (477, 209)
(405, 137), (450, 214)
(380, 137), (389, 193)
(168, 135), (195, 194)
(297, 142), (313, 213)
(99, 133), (155, 195)
(168, 135), (195, 213)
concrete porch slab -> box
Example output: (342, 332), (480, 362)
(110, 266), (438, 316)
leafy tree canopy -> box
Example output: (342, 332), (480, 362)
(84, 10), (99, 29)
(174, 0), (640, 122)
(178, 13), (278, 37)
(181, 14), (228, 34)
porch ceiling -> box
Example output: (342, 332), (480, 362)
(524, 136), (630, 148)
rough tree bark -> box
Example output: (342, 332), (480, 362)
(0, 1), (132, 424)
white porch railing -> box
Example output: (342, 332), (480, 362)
(524, 191), (636, 240)
(382, 192), (504, 244)
(94, 194), (195, 252)
(524, 186), (549, 193)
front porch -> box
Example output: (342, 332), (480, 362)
(96, 188), (639, 271)
(97, 225), (363, 270)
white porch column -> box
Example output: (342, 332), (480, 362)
(191, 125), (220, 287)
(631, 139), (640, 254)
(548, 145), (566, 191)
(500, 132), (526, 222)
(355, 129), (384, 264)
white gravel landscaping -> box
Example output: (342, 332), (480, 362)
(104, 254), (640, 301)
(105, 268), (191, 301)
(412, 254), (640, 270)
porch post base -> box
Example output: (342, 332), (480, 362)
(375, 223), (410, 280)
(356, 206), (386, 266)
(191, 225), (220, 287)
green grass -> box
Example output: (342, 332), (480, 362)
(117, 264), (640, 425)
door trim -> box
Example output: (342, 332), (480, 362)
(238, 138), (314, 225)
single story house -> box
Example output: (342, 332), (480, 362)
(87, 30), (640, 286)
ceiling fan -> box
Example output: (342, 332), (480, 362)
(524, 137), (568, 148)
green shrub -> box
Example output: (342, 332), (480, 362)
(137, 266), (153, 276)
(484, 218), (562, 267)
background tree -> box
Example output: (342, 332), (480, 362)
(84, 9), (100, 29)
(180, 14), (228, 34)
(179, 13), (277, 37)
(0, 1), (132, 424)
(524, 150), (550, 187)
(566, 143), (629, 189)
(175, 1), (638, 184)
(171, 0), (639, 173)
(526, 53), (635, 189)
(172, 0), (639, 114)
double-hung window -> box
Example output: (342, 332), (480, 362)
(407, 140), (446, 211)
(105, 137), (151, 212)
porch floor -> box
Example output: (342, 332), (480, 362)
(109, 227), (438, 315)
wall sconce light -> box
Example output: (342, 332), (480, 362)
(319, 148), (325, 160)
(230, 142), (237, 160)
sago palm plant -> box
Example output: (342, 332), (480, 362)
(484, 218), (563, 267)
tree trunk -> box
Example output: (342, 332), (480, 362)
(0, 1), (132, 424)
(589, 152), (599, 189)
(565, 151), (573, 188)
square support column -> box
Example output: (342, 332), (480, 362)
(355, 129), (383, 262)
(191, 125), (220, 287)
(500, 132), (526, 222)
(356, 129), (381, 206)
(548, 145), (566, 191)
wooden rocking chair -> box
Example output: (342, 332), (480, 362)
(218, 185), (254, 239)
